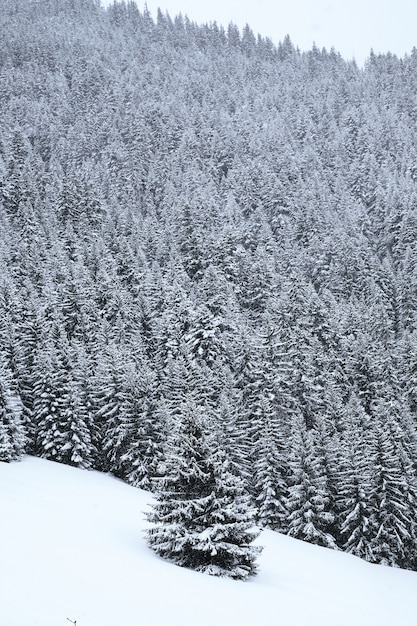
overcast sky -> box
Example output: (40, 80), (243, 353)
(106, 0), (417, 65)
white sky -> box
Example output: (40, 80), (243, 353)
(107, 0), (417, 65)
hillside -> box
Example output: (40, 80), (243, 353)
(1, 0), (417, 573)
(1, 456), (416, 626)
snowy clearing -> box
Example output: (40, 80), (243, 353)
(1, 456), (416, 626)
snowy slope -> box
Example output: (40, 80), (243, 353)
(1, 457), (416, 626)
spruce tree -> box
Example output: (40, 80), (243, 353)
(0, 363), (26, 462)
(32, 333), (95, 469)
(252, 394), (288, 531)
(118, 355), (165, 490)
(146, 402), (261, 579)
(336, 394), (377, 561)
(368, 399), (417, 569)
(287, 413), (337, 549)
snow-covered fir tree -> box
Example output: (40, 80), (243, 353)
(287, 414), (337, 549)
(0, 358), (26, 462)
(146, 402), (261, 579)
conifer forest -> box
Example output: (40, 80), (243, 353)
(2, 0), (417, 576)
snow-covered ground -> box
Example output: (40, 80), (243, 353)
(1, 457), (416, 626)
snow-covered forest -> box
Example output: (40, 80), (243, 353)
(1, 0), (417, 573)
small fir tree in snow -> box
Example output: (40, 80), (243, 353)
(146, 401), (261, 579)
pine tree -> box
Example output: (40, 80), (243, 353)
(118, 354), (165, 490)
(92, 344), (134, 475)
(215, 383), (250, 481)
(368, 399), (417, 569)
(251, 393), (288, 531)
(32, 332), (95, 469)
(146, 402), (261, 579)
(287, 413), (337, 549)
(0, 357), (26, 462)
(336, 394), (377, 561)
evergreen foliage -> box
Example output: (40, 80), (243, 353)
(146, 405), (261, 578)
(1, 0), (417, 572)
(0, 357), (26, 462)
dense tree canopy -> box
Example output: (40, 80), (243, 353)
(1, 0), (417, 573)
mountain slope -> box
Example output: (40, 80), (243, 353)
(1, 457), (416, 626)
